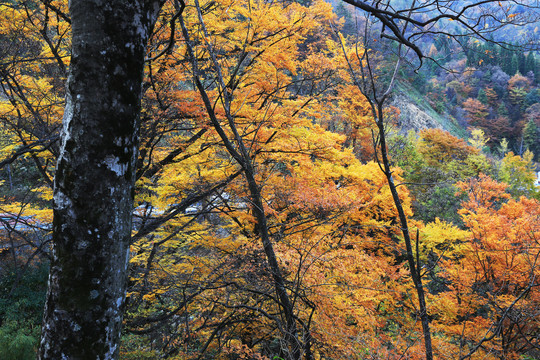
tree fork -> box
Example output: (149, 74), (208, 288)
(179, 10), (305, 358)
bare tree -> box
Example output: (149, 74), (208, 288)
(340, 0), (540, 66)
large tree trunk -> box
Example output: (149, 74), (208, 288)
(39, 1), (162, 359)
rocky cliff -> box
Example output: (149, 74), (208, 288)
(392, 93), (443, 132)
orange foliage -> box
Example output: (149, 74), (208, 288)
(508, 73), (532, 90)
(485, 86), (498, 105)
(430, 175), (540, 358)
(417, 128), (479, 169)
(463, 98), (489, 126)
(4, 1), (540, 360)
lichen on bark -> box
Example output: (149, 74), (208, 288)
(38, 1), (164, 359)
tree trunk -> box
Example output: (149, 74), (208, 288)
(244, 166), (303, 360)
(375, 102), (433, 360)
(39, 1), (162, 359)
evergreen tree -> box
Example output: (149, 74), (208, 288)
(499, 47), (512, 73)
(525, 52), (536, 75)
(526, 89), (540, 106)
(498, 102), (509, 117)
(479, 43), (496, 65)
(510, 54), (519, 75)
(335, 3), (355, 35)
(467, 47), (478, 66)
(518, 52), (527, 75)
(523, 119), (540, 158)
(477, 88), (488, 105)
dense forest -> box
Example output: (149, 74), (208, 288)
(0, 0), (539, 359)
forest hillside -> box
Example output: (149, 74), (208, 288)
(0, 0), (539, 359)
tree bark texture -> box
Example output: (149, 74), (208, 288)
(39, 1), (162, 359)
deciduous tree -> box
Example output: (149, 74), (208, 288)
(38, 1), (166, 358)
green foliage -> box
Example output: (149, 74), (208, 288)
(477, 88), (488, 105)
(499, 150), (539, 199)
(510, 54), (519, 75)
(525, 88), (540, 106)
(0, 263), (49, 360)
(389, 131), (423, 174)
(389, 129), (481, 226)
(413, 184), (465, 226)
(497, 102), (509, 117)
(523, 118), (539, 158)
(0, 320), (39, 360)
(0, 263), (49, 324)
(525, 52), (536, 74)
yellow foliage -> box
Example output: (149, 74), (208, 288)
(418, 218), (470, 261)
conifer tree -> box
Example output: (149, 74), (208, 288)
(523, 118), (540, 158)
(477, 88), (488, 105)
(525, 52), (535, 74)
(510, 54), (519, 75)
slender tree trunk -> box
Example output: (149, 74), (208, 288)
(6, 163), (12, 190)
(244, 166), (303, 360)
(39, 1), (162, 358)
(179, 11), (304, 358)
(375, 103), (433, 360)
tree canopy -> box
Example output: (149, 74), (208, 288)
(0, 0), (539, 359)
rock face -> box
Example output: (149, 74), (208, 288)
(392, 93), (443, 132)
